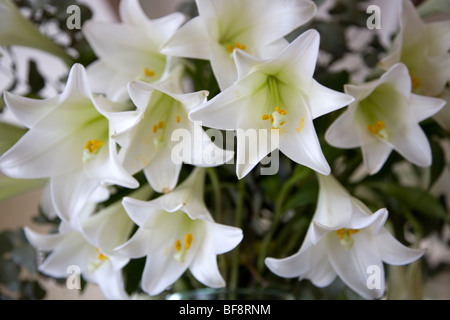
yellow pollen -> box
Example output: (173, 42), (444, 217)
(185, 233), (193, 250)
(84, 140), (104, 154)
(143, 67), (155, 78)
(368, 120), (386, 135)
(153, 125), (158, 133)
(262, 114), (269, 121)
(297, 118), (305, 133)
(336, 228), (359, 239)
(158, 121), (165, 129)
(95, 248), (108, 261)
(280, 121), (286, 126)
(270, 114), (274, 124)
(176, 115), (181, 123)
(227, 41), (247, 53)
(409, 72), (420, 89)
(174, 239), (182, 252)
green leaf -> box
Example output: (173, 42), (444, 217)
(0, 174), (46, 203)
(428, 138), (446, 188)
(10, 245), (37, 274)
(283, 182), (318, 212)
(20, 280), (46, 300)
(367, 182), (448, 221)
(0, 257), (21, 285)
(0, 121), (27, 156)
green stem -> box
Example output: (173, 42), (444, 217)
(206, 167), (222, 222)
(229, 178), (246, 297)
(256, 166), (311, 272)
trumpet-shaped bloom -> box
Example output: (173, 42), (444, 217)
(160, 0), (317, 89)
(379, 0), (450, 97)
(23, 185), (152, 300)
(325, 63), (445, 175)
(113, 67), (234, 193)
(115, 168), (243, 296)
(0, 64), (138, 221)
(83, 0), (185, 101)
(265, 174), (425, 300)
(189, 30), (354, 178)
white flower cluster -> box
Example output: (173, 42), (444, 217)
(0, 0), (448, 300)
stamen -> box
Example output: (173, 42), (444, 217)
(335, 228), (359, 250)
(153, 125), (158, 133)
(95, 248), (108, 261)
(227, 41), (247, 53)
(367, 120), (386, 136)
(143, 67), (155, 78)
(84, 140), (104, 154)
(262, 114), (269, 121)
(176, 115), (181, 123)
(409, 72), (420, 89)
(174, 239), (182, 252)
(185, 233), (193, 250)
(158, 121), (165, 129)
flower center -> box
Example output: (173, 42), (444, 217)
(262, 106), (287, 130)
(367, 120), (388, 139)
(83, 139), (104, 162)
(227, 41), (247, 53)
(174, 233), (193, 263)
(336, 228), (359, 250)
(88, 247), (108, 273)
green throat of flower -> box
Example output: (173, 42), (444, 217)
(336, 228), (359, 250)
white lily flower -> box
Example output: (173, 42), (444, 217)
(379, 0), (450, 97)
(83, 0), (185, 101)
(113, 66), (234, 193)
(23, 185), (152, 300)
(115, 168), (243, 296)
(160, 0), (317, 90)
(0, 0), (73, 65)
(0, 64), (138, 221)
(265, 174), (425, 300)
(189, 30), (354, 179)
(325, 63), (445, 175)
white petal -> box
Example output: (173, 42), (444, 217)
(189, 251), (225, 288)
(50, 169), (99, 222)
(361, 140), (393, 175)
(114, 227), (153, 259)
(59, 64), (92, 102)
(376, 228), (425, 265)
(409, 93), (445, 123)
(160, 17), (211, 60)
(205, 221), (243, 255)
(3, 92), (59, 128)
(144, 146), (182, 193)
(24, 227), (67, 251)
(141, 252), (188, 296)
(118, 0), (151, 27)
(93, 261), (129, 300)
(327, 232), (385, 299)
(390, 122), (432, 168)
(308, 80), (354, 119)
(209, 41), (240, 90)
(325, 106), (361, 149)
(265, 249), (313, 279)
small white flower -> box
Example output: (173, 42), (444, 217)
(326, 63), (445, 175)
(379, 0), (450, 97)
(115, 168), (243, 296)
(0, 64), (138, 221)
(113, 66), (234, 193)
(161, 0), (317, 89)
(189, 30), (354, 178)
(265, 174), (425, 300)
(83, 0), (185, 101)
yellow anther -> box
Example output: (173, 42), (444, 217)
(143, 67), (155, 78)
(174, 239), (182, 252)
(153, 125), (158, 133)
(368, 120), (386, 135)
(409, 72), (420, 89)
(95, 248), (108, 261)
(336, 228), (359, 250)
(158, 121), (165, 129)
(176, 115), (181, 123)
(280, 121), (286, 126)
(227, 41), (247, 53)
(270, 114), (274, 124)
(84, 140), (104, 154)
(297, 119), (304, 133)
(262, 114), (269, 120)
(185, 233), (193, 250)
